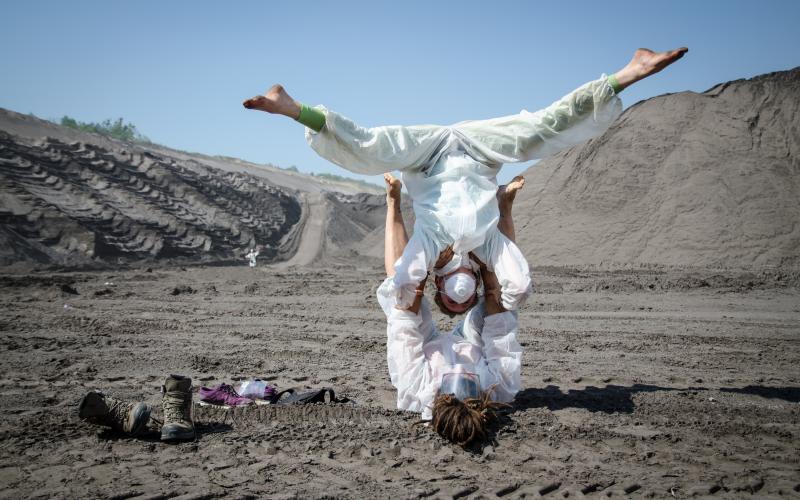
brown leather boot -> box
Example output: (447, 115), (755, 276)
(78, 390), (151, 436)
(160, 374), (195, 441)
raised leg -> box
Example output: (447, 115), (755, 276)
(243, 84), (301, 119)
(455, 47), (687, 165)
(496, 176), (525, 243)
(384, 173), (408, 277)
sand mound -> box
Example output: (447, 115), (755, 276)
(0, 131), (301, 267)
(0, 111), (387, 269)
(513, 67), (800, 270)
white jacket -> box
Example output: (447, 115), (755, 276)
(378, 279), (522, 420)
(308, 76), (622, 310)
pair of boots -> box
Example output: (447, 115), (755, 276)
(79, 375), (195, 441)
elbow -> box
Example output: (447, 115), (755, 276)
(501, 280), (533, 311)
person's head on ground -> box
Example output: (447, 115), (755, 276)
(430, 389), (507, 447)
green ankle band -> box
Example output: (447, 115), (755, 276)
(296, 104), (326, 132)
(607, 74), (624, 94)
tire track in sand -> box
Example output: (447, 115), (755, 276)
(275, 192), (326, 268)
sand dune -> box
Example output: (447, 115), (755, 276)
(514, 67), (800, 270)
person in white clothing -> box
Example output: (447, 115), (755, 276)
(245, 247), (260, 267)
(244, 47), (688, 315)
(376, 172), (524, 446)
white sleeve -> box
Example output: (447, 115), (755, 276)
(305, 107), (448, 175)
(454, 76), (622, 165)
(377, 230), (440, 312)
(474, 228), (533, 311)
(385, 300), (439, 415)
(476, 311), (522, 403)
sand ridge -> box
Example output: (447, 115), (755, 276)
(0, 131), (302, 267)
(513, 67), (800, 270)
(0, 114), (387, 270)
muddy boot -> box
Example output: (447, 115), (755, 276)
(160, 374), (195, 441)
(78, 390), (151, 436)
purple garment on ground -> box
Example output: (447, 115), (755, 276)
(198, 383), (254, 406)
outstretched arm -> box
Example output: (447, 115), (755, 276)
(478, 310), (523, 403)
(385, 300), (439, 416)
(473, 253), (506, 315)
(469, 263), (523, 403)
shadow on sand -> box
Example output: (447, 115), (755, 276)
(98, 422), (233, 443)
(512, 383), (800, 414)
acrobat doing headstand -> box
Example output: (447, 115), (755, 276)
(244, 48), (687, 316)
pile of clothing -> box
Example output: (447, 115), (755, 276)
(198, 379), (276, 407)
(78, 375), (347, 442)
(199, 379), (345, 408)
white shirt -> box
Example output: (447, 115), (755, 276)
(307, 76), (622, 310)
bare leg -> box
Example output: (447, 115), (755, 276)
(478, 262), (506, 315)
(384, 173), (408, 277)
(243, 84), (302, 119)
(496, 176), (525, 243)
(613, 47), (688, 91)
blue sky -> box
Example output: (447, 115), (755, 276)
(1, 1), (798, 185)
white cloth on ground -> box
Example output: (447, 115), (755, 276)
(378, 279), (522, 420)
(306, 76), (622, 310)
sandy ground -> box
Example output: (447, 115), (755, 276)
(0, 264), (798, 499)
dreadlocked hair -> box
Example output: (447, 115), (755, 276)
(430, 389), (509, 447)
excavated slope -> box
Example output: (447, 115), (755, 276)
(514, 67), (800, 270)
(0, 132), (301, 266)
(0, 111), (385, 268)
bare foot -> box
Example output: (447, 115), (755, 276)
(384, 173), (402, 202)
(497, 176), (524, 242)
(242, 84), (301, 119)
(614, 47), (688, 89)
(498, 175), (525, 208)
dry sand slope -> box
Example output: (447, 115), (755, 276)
(0, 131), (302, 266)
(514, 67), (800, 270)
(0, 109), (384, 270)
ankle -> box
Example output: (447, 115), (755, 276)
(287, 100), (302, 120)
